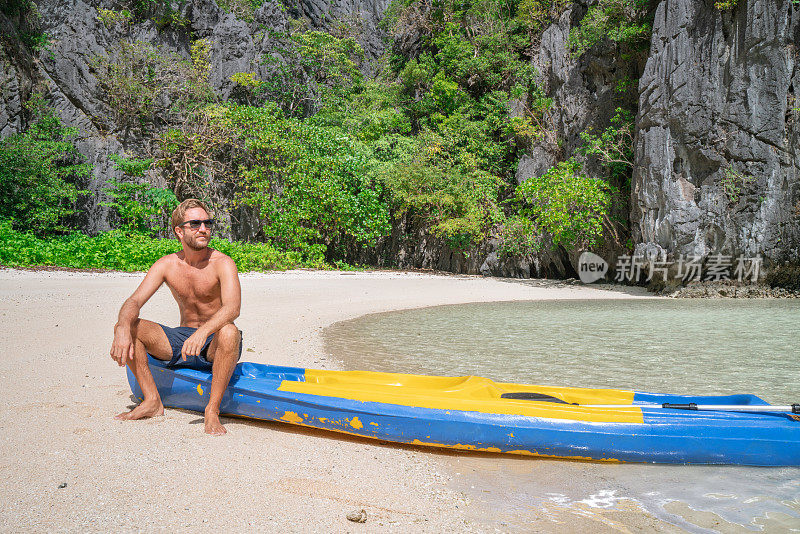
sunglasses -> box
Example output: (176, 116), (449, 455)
(181, 219), (215, 230)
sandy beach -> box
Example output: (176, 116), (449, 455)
(0, 268), (673, 532)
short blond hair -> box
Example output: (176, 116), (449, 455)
(171, 199), (212, 236)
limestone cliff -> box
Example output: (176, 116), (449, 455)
(632, 0), (800, 265)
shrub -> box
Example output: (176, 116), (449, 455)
(515, 159), (612, 249)
(92, 39), (215, 132)
(0, 95), (91, 236)
(0, 220), (305, 271)
(568, 0), (652, 57)
(102, 154), (177, 235)
(720, 166), (755, 204)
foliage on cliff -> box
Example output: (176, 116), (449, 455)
(0, 96), (91, 236)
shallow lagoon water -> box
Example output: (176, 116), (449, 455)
(323, 299), (800, 532)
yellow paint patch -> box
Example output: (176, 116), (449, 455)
(196, 383), (204, 396)
(349, 417), (364, 429)
(370, 422), (379, 427)
(280, 411), (303, 424)
(277, 369), (643, 424)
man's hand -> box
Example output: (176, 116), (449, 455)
(181, 329), (208, 361)
(111, 325), (135, 367)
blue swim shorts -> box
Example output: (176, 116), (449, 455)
(153, 324), (243, 371)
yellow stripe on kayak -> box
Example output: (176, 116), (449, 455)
(276, 369), (643, 424)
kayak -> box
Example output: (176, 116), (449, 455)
(127, 358), (800, 466)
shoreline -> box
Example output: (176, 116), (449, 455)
(2, 268), (671, 531)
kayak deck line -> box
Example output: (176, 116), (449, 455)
(128, 359), (800, 466)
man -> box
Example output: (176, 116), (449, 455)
(110, 199), (242, 436)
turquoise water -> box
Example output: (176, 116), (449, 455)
(323, 299), (800, 532)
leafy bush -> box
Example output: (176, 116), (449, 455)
(378, 159), (506, 249)
(261, 30), (363, 116)
(102, 154), (177, 235)
(97, 8), (132, 29)
(163, 103), (391, 262)
(496, 215), (540, 257)
(578, 106), (635, 186)
(720, 166), (755, 204)
(0, 95), (91, 236)
(0, 220), (305, 271)
(714, 0), (738, 9)
(514, 159), (612, 248)
(568, 0), (652, 57)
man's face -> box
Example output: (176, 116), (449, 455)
(176, 207), (212, 251)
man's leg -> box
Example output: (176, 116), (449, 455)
(203, 323), (240, 435)
(116, 319), (172, 420)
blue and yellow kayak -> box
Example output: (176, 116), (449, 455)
(127, 358), (800, 466)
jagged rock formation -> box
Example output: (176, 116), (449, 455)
(632, 0), (800, 264)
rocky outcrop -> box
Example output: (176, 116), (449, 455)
(632, 0), (800, 264)
(522, 3), (643, 184)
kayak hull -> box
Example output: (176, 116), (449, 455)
(126, 358), (800, 466)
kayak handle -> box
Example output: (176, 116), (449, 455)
(662, 403), (697, 410)
(500, 392), (577, 404)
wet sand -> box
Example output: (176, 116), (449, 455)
(0, 268), (667, 532)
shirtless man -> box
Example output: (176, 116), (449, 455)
(110, 199), (242, 435)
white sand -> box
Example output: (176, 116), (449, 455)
(0, 268), (670, 532)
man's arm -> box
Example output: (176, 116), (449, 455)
(110, 257), (169, 366)
(180, 256), (241, 360)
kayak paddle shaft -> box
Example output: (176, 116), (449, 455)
(579, 403), (800, 413)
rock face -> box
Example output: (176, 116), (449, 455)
(632, 0), (800, 264)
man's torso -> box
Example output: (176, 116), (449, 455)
(163, 250), (224, 327)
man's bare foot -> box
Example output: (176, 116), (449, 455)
(115, 399), (164, 420)
(204, 409), (227, 436)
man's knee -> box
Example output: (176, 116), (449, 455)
(217, 324), (240, 347)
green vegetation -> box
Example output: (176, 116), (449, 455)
(568, 0), (652, 57)
(260, 30), (364, 116)
(721, 166), (755, 204)
(178, 103), (391, 263)
(216, 0), (264, 22)
(97, 8), (133, 29)
(0, 220), (307, 271)
(3, 0), (653, 273)
(102, 155), (177, 236)
(514, 159), (611, 248)
(578, 107), (635, 184)
(713, 0), (738, 10)
(91, 38), (215, 132)
(0, 95), (91, 236)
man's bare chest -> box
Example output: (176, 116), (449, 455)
(165, 268), (221, 304)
